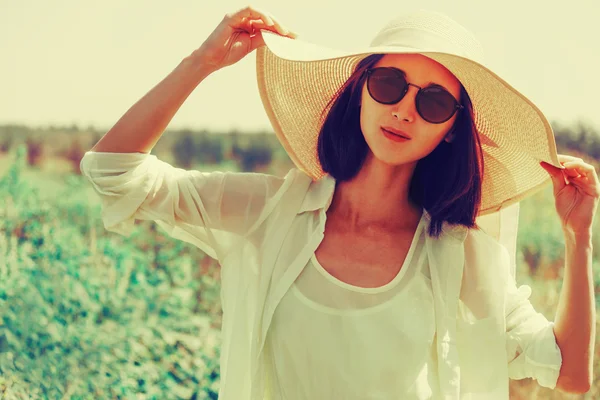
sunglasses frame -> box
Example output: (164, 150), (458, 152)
(364, 67), (464, 124)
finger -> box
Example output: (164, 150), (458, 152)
(564, 162), (600, 195)
(541, 161), (568, 191)
(562, 160), (598, 178)
(567, 175), (600, 197)
(572, 174), (591, 184)
(557, 154), (585, 163)
(242, 18), (296, 41)
(235, 8), (296, 38)
(247, 19), (279, 35)
(249, 19), (296, 39)
(229, 5), (275, 27)
(540, 157), (566, 170)
(574, 164), (600, 189)
(248, 29), (266, 51)
(264, 12), (297, 38)
(563, 167), (583, 178)
(559, 159), (599, 180)
(540, 161), (564, 177)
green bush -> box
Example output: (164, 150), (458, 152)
(0, 146), (223, 399)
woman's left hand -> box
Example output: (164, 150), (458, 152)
(540, 154), (600, 236)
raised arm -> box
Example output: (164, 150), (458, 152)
(90, 53), (211, 154)
(82, 7), (299, 263)
(89, 5), (296, 154)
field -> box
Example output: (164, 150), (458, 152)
(0, 128), (599, 399)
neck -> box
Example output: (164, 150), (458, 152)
(328, 152), (422, 234)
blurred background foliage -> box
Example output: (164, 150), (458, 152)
(0, 121), (599, 399)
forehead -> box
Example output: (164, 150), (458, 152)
(375, 53), (461, 91)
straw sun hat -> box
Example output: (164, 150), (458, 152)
(255, 9), (565, 216)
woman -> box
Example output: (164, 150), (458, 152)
(81, 6), (598, 399)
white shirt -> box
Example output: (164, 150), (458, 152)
(265, 212), (441, 399)
(80, 151), (563, 400)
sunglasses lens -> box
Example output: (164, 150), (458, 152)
(368, 68), (407, 104)
(417, 87), (457, 123)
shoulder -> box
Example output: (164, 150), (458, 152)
(428, 223), (502, 256)
(265, 167), (312, 196)
(284, 167), (315, 195)
(465, 226), (506, 252)
(261, 168), (318, 216)
(278, 167), (311, 184)
(422, 212), (508, 259)
(463, 226), (511, 270)
(465, 226), (499, 245)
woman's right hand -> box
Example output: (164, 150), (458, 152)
(198, 6), (297, 73)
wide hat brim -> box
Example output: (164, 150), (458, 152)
(255, 29), (564, 216)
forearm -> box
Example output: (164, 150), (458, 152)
(90, 48), (215, 154)
(553, 229), (595, 393)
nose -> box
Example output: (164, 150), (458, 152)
(391, 84), (419, 122)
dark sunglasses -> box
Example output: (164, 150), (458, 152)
(365, 67), (463, 124)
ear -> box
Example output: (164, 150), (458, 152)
(444, 127), (455, 143)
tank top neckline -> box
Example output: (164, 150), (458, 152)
(310, 212), (426, 294)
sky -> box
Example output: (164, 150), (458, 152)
(2, 0), (599, 133)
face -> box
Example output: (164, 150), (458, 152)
(359, 53), (462, 167)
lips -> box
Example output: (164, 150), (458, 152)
(381, 127), (411, 139)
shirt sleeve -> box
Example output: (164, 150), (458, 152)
(79, 151), (290, 262)
(504, 246), (563, 389)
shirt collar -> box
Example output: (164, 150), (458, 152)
(297, 172), (336, 214)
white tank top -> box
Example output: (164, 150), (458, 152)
(264, 214), (440, 399)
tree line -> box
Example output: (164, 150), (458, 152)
(0, 121), (598, 175)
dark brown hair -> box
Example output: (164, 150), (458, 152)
(317, 53), (484, 238)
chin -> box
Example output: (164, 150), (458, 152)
(367, 148), (408, 167)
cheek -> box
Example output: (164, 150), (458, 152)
(359, 102), (376, 134)
(415, 125), (453, 153)
(359, 86), (381, 127)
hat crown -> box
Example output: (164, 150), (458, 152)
(369, 10), (485, 63)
